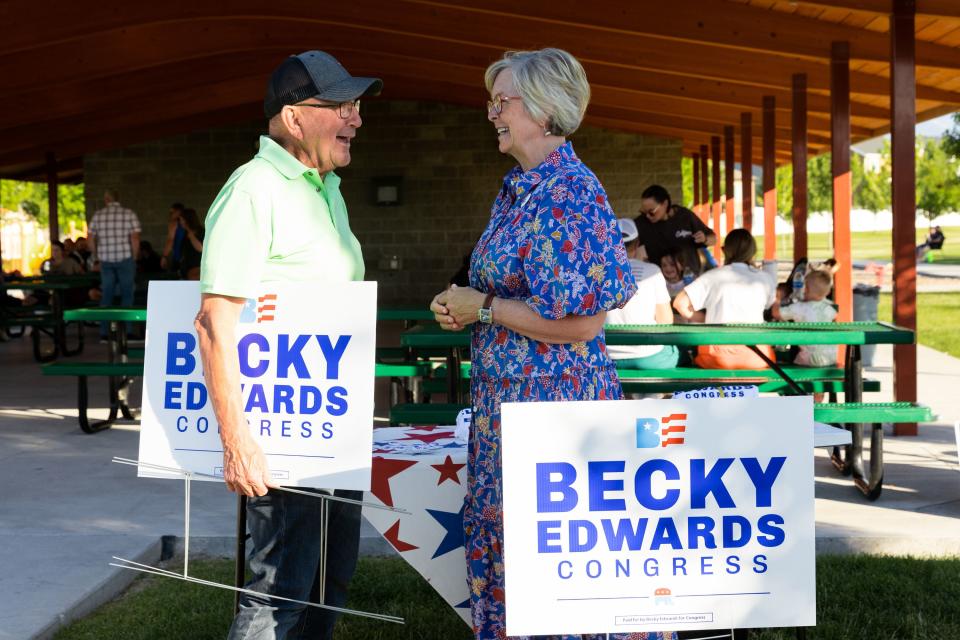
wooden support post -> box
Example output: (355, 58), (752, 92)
(831, 42), (853, 323)
(741, 112), (753, 232)
(699, 146), (709, 225)
(724, 125), (736, 234)
(46, 152), (59, 244)
(692, 153), (701, 218)
(792, 73), (809, 262)
(711, 136), (722, 261)
(891, 0), (918, 436)
(762, 96), (777, 260)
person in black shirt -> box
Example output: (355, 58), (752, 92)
(635, 184), (716, 274)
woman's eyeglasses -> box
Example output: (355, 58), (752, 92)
(640, 202), (663, 218)
(486, 95), (523, 116)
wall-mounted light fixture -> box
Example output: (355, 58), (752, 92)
(372, 176), (403, 206)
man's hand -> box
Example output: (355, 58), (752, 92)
(195, 293), (274, 497)
(222, 435), (276, 497)
(693, 230), (707, 244)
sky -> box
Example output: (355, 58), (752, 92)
(851, 111), (956, 152)
(915, 112), (957, 137)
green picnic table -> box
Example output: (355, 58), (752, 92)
(1, 275), (100, 361)
(401, 320), (927, 499)
(376, 307), (437, 323)
(63, 307), (147, 323)
(44, 307), (147, 432)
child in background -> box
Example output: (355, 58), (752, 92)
(774, 269), (838, 367)
(659, 251), (687, 300)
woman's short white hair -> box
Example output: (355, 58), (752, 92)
(484, 48), (590, 137)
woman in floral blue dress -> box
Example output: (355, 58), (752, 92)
(430, 49), (676, 640)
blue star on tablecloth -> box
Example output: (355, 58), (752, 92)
(426, 503), (465, 559)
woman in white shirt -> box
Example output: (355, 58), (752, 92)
(673, 228), (776, 369)
(606, 218), (679, 369)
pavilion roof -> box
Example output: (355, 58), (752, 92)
(3, 0), (959, 182)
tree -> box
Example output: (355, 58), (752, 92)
(942, 112), (960, 158)
(916, 137), (960, 221)
(807, 153), (833, 214)
(854, 144), (891, 213)
(0, 179), (86, 234)
(680, 157), (694, 208)
(775, 163), (793, 220)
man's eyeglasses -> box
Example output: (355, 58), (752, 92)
(486, 94), (523, 116)
(294, 99), (361, 119)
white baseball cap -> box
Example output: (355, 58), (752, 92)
(618, 218), (639, 242)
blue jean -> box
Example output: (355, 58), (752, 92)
(228, 489), (362, 640)
(99, 258), (136, 337)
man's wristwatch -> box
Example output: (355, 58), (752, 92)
(477, 293), (495, 324)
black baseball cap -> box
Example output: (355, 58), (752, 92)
(264, 51), (383, 119)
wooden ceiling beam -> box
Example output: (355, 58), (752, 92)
(681, 143), (794, 167)
(0, 104), (262, 169)
(791, 0), (960, 19)
(416, 0), (960, 69)
(7, 3), (955, 104)
(1, 43), (878, 142)
(589, 104), (833, 148)
(0, 16), (900, 119)
(0, 75), (267, 156)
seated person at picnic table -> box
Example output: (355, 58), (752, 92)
(635, 184), (716, 275)
(46, 241), (85, 276)
(43, 241), (92, 307)
(773, 269), (838, 366)
(916, 225), (945, 259)
(659, 249), (689, 300)
(606, 218), (680, 369)
(673, 228), (777, 369)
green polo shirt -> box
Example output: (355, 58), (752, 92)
(200, 135), (365, 299)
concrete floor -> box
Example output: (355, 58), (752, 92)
(0, 325), (958, 639)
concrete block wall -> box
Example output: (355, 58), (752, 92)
(83, 101), (681, 305)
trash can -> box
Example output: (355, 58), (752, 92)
(853, 284), (881, 366)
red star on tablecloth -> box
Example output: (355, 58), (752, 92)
(431, 455), (466, 486)
(370, 456), (417, 507)
(399, 430), (454, 443)
(382, 519), (419, 552)
(411, 425), (441, 431)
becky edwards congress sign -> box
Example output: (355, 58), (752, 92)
(138, 281), (377, 489)
(501, 397), (815, 636)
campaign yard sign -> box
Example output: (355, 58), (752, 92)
(501, 397), (815, 636)
(138, 281), (377, 489)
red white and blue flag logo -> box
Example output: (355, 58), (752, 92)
(239, 293), (279, 324)
(257, 294), (277, 323)
(636, 413), (687, 448)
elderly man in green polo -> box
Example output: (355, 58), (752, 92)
(194, 51), (381, 640)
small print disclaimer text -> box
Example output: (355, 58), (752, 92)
(616, 613), (714, 626)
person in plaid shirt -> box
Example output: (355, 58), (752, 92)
(89, 189), (141, 338)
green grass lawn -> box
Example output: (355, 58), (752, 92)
(878, 292), (960, 359)
(54, 555), (960, 640)
(756, 226), (960, 264)
(54, 556), (471, 640)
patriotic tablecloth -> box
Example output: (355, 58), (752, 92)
(363, 426), (471, 625)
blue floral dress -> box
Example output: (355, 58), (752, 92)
(465, 142), (675, 640)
